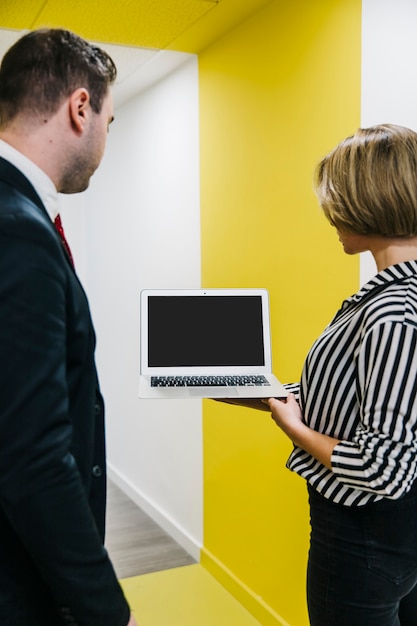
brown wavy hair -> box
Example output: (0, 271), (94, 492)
(314, 124), (417, 236)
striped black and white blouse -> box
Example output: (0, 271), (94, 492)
(287, 260), (417, 506)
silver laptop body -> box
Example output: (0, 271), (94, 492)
(138, 288), (287, 399)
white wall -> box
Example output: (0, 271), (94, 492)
(60, 56), (203, 559)
(360, 0), (417, 285)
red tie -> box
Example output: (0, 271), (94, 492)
(54, 214), (74, 267)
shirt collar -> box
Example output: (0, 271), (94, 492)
(342, 260), (417, 308)
(0, 139), (59, 222)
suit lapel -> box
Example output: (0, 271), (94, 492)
(0, 157), (48, 215)
(0, 157), (74, 269)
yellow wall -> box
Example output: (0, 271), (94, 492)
(199, 1), (362, 624)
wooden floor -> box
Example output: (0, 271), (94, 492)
(105, 480), (196, 579)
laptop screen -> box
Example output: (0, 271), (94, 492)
(147, 294), (265, 367)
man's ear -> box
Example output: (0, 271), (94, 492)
(69, 88), (90, 133)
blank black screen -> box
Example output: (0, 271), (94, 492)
(148, 295), (265, 367)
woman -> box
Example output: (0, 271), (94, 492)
(268, 124), (417, 626)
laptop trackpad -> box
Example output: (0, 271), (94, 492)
(188, 387), (239, 397)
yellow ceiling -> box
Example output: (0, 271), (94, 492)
(0, 0), (273, 53)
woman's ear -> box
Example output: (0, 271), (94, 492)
(69, 88), (90, 133)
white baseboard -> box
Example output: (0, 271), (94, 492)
(107, 463), (202, 562)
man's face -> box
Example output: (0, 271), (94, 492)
(60, 89), (114, 194)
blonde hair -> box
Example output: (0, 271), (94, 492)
(314, 124), (417, 236)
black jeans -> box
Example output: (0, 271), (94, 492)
(307, 483), (417, 626)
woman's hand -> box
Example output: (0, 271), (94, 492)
(265, 393), (339, 470)
(266, 393), (304, 439)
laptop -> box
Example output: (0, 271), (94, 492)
(138, 288), (288, 400)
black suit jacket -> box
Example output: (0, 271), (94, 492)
(0, 158), (130, 626)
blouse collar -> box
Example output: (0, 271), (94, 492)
(342, 260), (417, 308)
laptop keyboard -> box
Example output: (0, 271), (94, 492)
(151, 375), (270, 387)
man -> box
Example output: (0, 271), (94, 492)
(0, 28), (138, 626)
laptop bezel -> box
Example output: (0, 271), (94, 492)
(139, 288), (274, 378)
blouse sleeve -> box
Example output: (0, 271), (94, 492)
(285, 382), (300, 401)
(331, 321), (417, 498)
